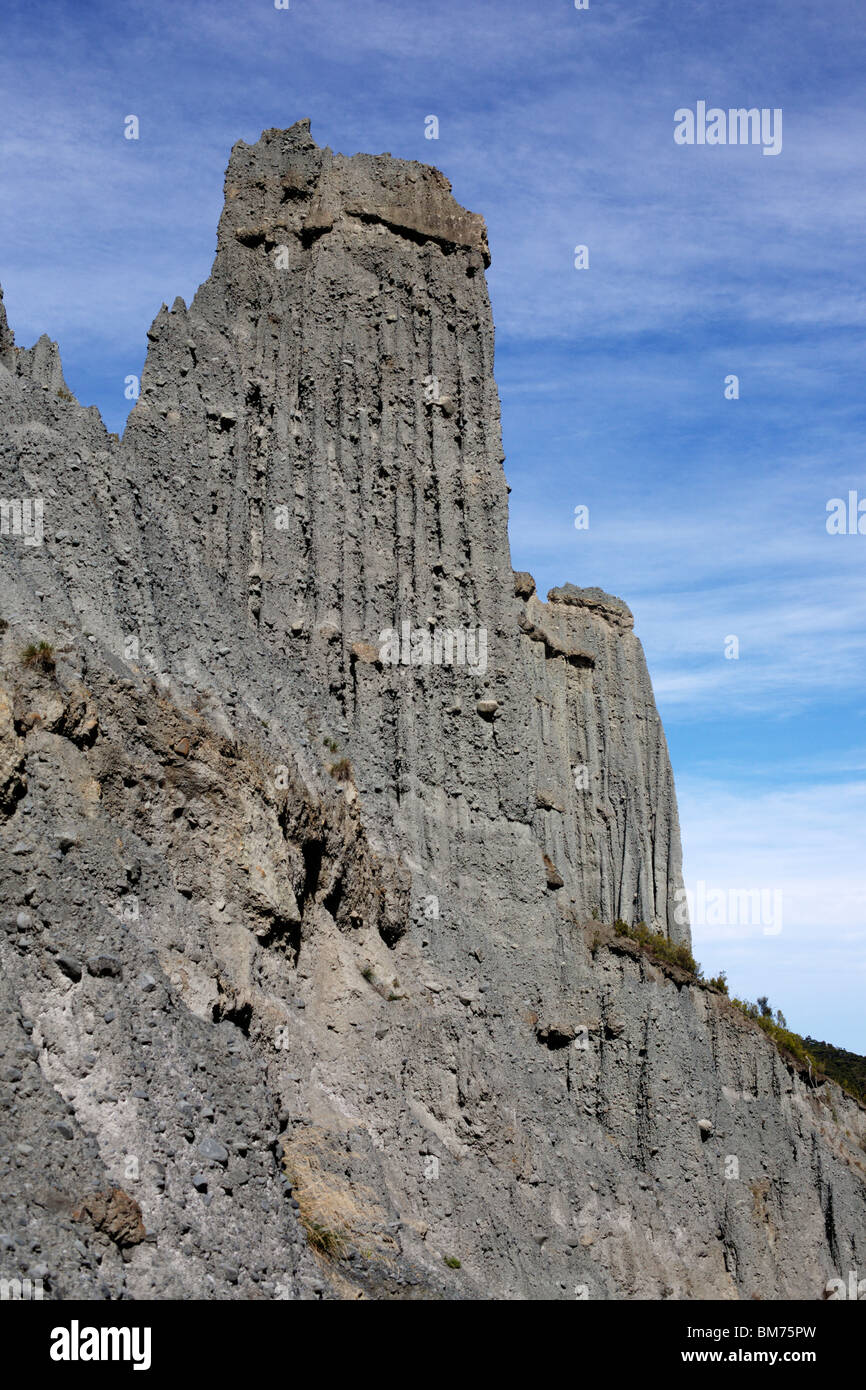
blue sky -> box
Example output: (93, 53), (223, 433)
(1, 0), (864, 1049)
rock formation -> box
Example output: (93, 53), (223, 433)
(0, 121), (863, 1300)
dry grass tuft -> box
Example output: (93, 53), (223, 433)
(279, 1126), (392, 1264)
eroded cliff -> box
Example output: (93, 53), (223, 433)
(0, 123), (863, 1300)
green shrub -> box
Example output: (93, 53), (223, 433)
(613, 917), (700, 976)
(731, 997), (817, 1072)
(803, 1036), (866, 1107)
(21, 640), (55, 672)
(303, 1221), (344, 1259)
(443, 1255), (461, 1269)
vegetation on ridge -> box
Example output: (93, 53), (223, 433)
(605, 920), (865, 1109)
(613, 918), (701, 978)
(730, 996), (817, 1073)
(803, 1036), (866, 1107)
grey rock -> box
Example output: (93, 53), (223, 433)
(196, 1137), (229, 1166)
(513, 571), (536, 599)
(0, 119), (861, 1304)
(56, 954), (82, 982)
(536, 1022), (576, 1048)
(87, 954), (122, 978)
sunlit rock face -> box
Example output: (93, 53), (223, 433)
(1, 123), (862, 1302)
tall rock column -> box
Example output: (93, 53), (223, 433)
(116, 119), (688, 943)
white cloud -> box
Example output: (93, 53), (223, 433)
(678, 774), (866, 1049)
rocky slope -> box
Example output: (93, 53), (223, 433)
(0, 124), (864, 1300)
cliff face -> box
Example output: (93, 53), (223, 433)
(0, 122), (863, 1301)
